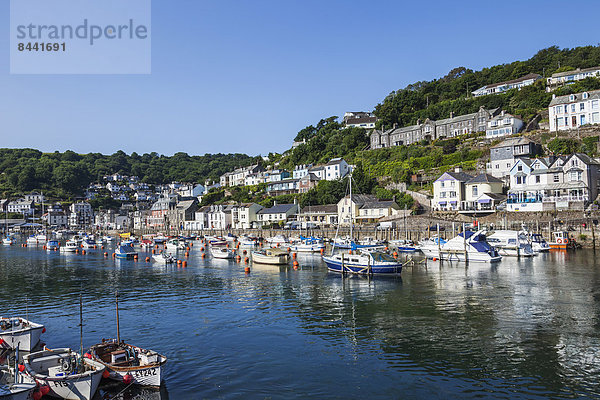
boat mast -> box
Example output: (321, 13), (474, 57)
(349, 173), (353, 241)
(116, 290), (121, 343)
(79, 294), (83, 358)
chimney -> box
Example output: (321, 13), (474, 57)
(273, 200), (277, 206)
(450, 111), (454, 119)
(454, 166), (463, 173)
(393, 122), (398, 129)
(417, 119), (421, 125)
(552, 94), (556, 99)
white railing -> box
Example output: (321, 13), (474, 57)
(542, 196), (588, 203)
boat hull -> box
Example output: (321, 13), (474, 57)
(105, 365), (163, 387)
(290, 244), (325, 253)
(323, 258), (402, 275)
(251, 252), (289, 265)
(420, 248), (501, 263)
(0, 383), (36, 400)
(0, 323), (44, 352)
(23, 350), (105, 400)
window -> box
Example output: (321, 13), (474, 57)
(564, 105), (568, 113)
(517, 165), (523, 171)
(553, 174), (559, 183)
(495, 164), (499, 169)
(593, 112), (600, 123)
(580, 103), (585, 111)
(555, 106), (561, 114)
(450, 181), (455, 187)
(570, 95), (575, 101)
(592, 100), (599, 110)
(571, 104), (576, 113)
(472, 186), (478, 196)
(516, 176), (523, 184)
(583, 92), (589, 99)
(581, 115), (586, 125)
(441, 182), (445, 188)
(536, 175), (540, 183)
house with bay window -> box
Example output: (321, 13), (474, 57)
(485, 111), (524, 139)
(432, 167), (472, 211)
(463, 174), (505, 212)
(507, 154), (600, 211)
(549, 90), (600, 132)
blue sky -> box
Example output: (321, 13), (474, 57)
(1, 0), (599, 157)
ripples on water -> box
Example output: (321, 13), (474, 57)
(1, 244), (600, 399)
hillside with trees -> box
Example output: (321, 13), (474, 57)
(0, 149), (259, 199)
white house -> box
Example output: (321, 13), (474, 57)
(7, 199), (35, 215)
(547, 66), (600, 92)
(324, 158), (350, 181)
(548, 90), (600, 132)
(343, 112), (377, 129)
(256, 203), (299, 227)
(68, 202), (94, 228)
(231, 203), (263, 229)
(463, 174), (505, 212)
(472, 73), (541, 97)
(177, 184), (205, 198)
(293, 164), (312, 180)
(507, 154), (600, 211)
(432, 168), (473, 211)
(485, 111), (524, 139)
(24, 192), (46, 204)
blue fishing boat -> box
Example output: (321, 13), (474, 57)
(323, 249), (402, 275)
(115, 244), (137, 259)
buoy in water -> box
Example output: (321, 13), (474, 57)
(244, 266), (250, 273)
(182, 261), (187, 267)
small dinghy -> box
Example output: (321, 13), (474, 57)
(210, 246), (235, 259)
(22, 348), (105, 400)
(0, 318), (45, 352)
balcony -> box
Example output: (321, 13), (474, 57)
(542, 195), (587, 203)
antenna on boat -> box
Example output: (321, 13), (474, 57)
(116, 290), (121, 344)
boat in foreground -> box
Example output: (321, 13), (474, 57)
(22, 348), (105, 400)
(89, 339), (167, 387)
(419, 230), (501, 263)
(0, 318), (44, 352)
(323, 249), (402, 275)
(549, 231), (576, 250)
(1, 237), (13, 246)
(0, 355), (37, 400)
(252, 248), (290, 265)
(60, 239), (80, 253)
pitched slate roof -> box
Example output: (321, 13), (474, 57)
(300, 204), (337, 214)
(491, 137), (537, 148)
(551, 66), (600, 78)
(549, 89), (600, 106)
(466, 173), (504, 184)
(257, 203), (298, 214)
(442, 171), (473, 182)
(360, 200), (397, 210)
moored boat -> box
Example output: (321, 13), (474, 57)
(252, 248), (290, 265)
(152, 252), (177, 264)
(419, 230), (501, 263)
(0, 364), (37, 400)
(486, 230), (535, 257)
(210, 246), (235, 259)
(115, 244), (137, 259)
(165, 239), (187, 251)
(2, 237), (13, 246)
(60, 239), (79, 253)
(46, 240), (59, 251)
(530, 233), (550, 252)
(22, 348), (105, 400)
(549, 231), (575, 250)
(0, 318), (45, 352)
(290, 236), (325, 253)
(89, 340), (167, 387)
(323, 249), (402, 275)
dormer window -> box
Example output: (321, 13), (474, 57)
(583, 92), (589, 100)
(569, 95), (576, 101)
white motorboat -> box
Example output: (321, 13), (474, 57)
(252, 248), (290, 265)
(89, 340), (166, 387)
(2, 237), (13, 246)
(323, 249), (402, 275)
(46, 240), (60, 251)
(265, 235), (289, 246)
(238, 236), (258, 247)
(486, 230), (535, 257)
(25, 236), (38, 245)
(529, 233), (550, 252)
(210, 246), (235, 259)
(358, 237), (385, 247)
(152, 252), (177, 264)
(165, 239), (187, 251)
(22, 348), (105, 400)
(0, 318), (45, 352)
(417, 236), (447, 254)
(290, 236), (325, 253)
(81, 239), (96, 249)
(60, 239), (79, 253)
(419, 230), (501, 263)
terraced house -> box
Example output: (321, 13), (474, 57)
(370, 107), (502, 149)
(549, 90), (600, 131)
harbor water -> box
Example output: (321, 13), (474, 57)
(1, 243), (600, 399)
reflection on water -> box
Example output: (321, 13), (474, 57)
(1, 244), (600, 398)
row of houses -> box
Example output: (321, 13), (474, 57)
(135, 192), (405, 232)
(433, 137), (600, 213)
(219, 158), (353, 195)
